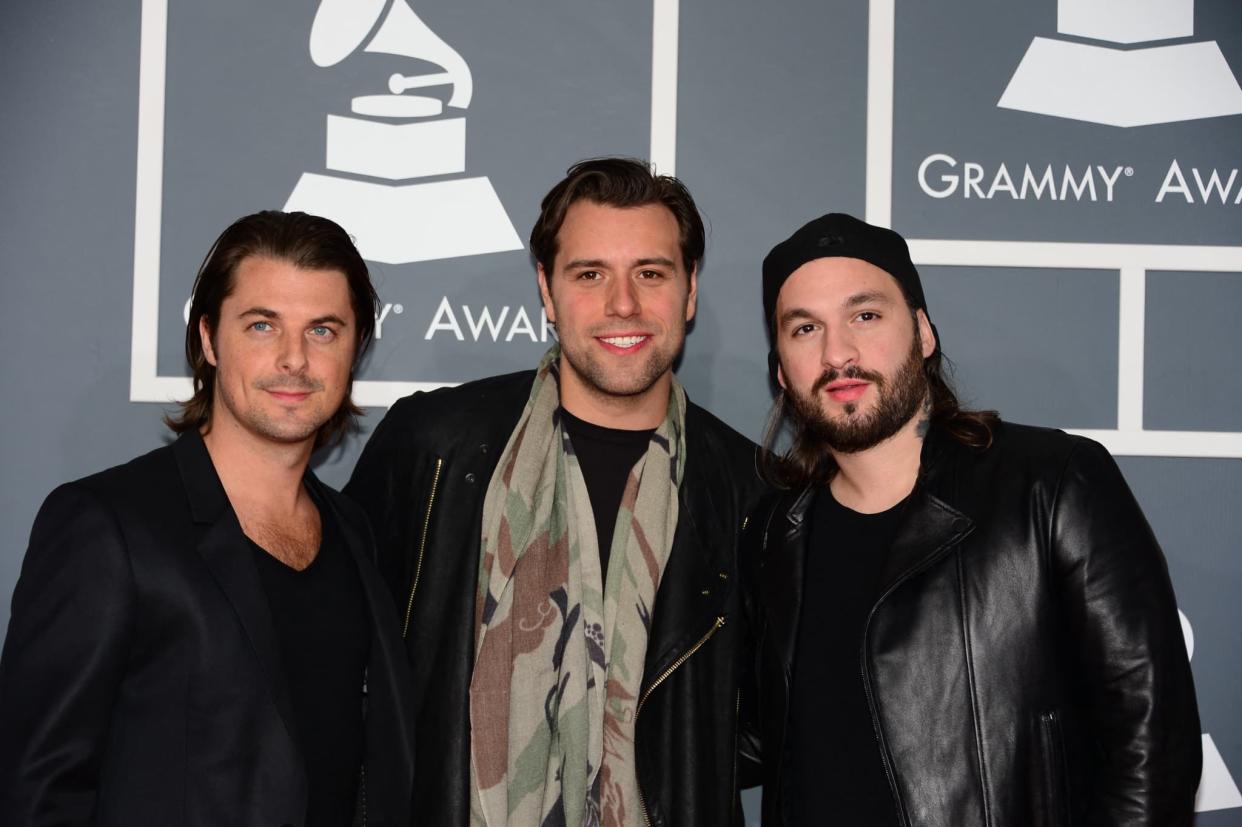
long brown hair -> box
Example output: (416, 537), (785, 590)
(760, 322), (999, 490)
(164, 210), (379, 449)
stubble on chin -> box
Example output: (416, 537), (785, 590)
(559, 336), (681, 399)
(216, 380), (329, 446)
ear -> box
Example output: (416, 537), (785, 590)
(199, 316), (218, 367)
(776, 359), (787, 390)
(684, 266), (698, 323)
(916, 309), (936, 359)
(537, 264), (556, 324)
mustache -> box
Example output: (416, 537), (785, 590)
(811, 365), (884, 395)
(255, 376), (322, 393)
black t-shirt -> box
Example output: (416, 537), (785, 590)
(249, 507), (370, 827)
(786, 490), (906, 827)
(559, 407), (654, 583)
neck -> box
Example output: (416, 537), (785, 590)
(558, 358), (672, 430)
(828, 403), (929, 514)
(201, 420), (314, 516)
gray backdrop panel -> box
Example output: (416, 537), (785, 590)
(2, 1), (1238, 823)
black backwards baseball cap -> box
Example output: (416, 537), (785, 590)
(761, 213), (937, 385)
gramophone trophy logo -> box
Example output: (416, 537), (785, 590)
(1179, 611), (1242, 813)
(998, 0), (1242, 126)
(284, 0), (523, 264)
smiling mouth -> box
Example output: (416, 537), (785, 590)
(597, 335), (650, 351)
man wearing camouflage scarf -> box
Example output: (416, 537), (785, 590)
(347, 158), (765, 825)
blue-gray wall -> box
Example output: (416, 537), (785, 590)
(3, 1), (1239, 821)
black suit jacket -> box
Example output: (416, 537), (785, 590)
(0, 431), (415, 827)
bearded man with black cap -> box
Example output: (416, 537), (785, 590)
(739, 213), (1202, 825)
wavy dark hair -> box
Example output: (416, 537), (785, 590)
(761, 309), (1000, 490)
(164, 210), (379, 450)
(529, 156), (706, 278)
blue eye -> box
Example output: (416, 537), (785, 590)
(251, 321), (272, 332)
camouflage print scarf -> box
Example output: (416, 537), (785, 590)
(469, 345), (686, 827)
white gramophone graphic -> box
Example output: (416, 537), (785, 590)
(1179, 610), (1242, 813)
(284, 0), (523, 264)
(998, 0), (1242, 127)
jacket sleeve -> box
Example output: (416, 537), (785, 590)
(0, 483), (136, 826)
(345, 396), (433, 623)
(1051, 439), (1201, 825)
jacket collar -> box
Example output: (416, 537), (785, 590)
(762, 426), (976, 677)
(878, 426), (975, 595)
(171, 430), (303, 760)
(174, 427), (231, 525)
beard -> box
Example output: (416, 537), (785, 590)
(786, 332), (928, 455)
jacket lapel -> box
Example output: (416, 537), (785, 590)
(312, 476), (416, 813)
(876, 432), (976, 598)
(641, 426), (731, 693)
(761, 487), (814, 681)
(173, 432), (302, 756)
(877, 489), (974, 598)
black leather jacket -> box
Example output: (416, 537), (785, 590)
(743, 422), (1201, 826)
(346, 371), (765, 826)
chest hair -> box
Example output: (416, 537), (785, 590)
(241, 511), (322, 571)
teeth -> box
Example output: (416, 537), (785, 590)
(601, 335), (646, 348)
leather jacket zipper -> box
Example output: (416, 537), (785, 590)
(1038, 710), (1067, 826)
(402, 457), (443, 639)
(858, 550), (959, 827)
(635, 615), (727, 826)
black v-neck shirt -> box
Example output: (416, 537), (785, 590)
(559, 408), (655, 582)
(786, 490), (906, 826)
(249, 508), (370, 827)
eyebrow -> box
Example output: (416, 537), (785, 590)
(238, 307), (350, 327)
(778, 307), (820, 327)
(844, 290), (894, 308)
(561, 258), (607, 270)
(778, 291), (896, 327)
(560, 256), (678, 270)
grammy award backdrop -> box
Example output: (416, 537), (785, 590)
(2, 1), (1239, 821)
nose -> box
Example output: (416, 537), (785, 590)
(821, 324), (859, 371)
(605, 275), (640, 318)
(278, 331), (309, 374)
